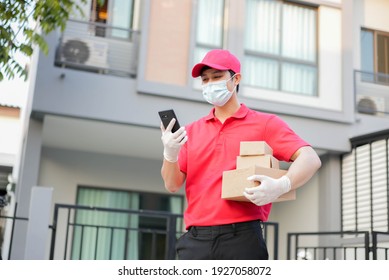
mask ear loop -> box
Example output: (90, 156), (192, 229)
(228, 73), (240, 93)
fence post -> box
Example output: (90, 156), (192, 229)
(363, 231), (370, 260)
(371, 231), (377, 260)
(49, 204), (59, 260)
(24, 186), (53, 259)
(165, 215), (177, 260)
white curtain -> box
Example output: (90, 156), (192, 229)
(169, 196), (184, 234)
(282, 63), (317, 96)
(194, 0), (225, 88)
(196, 0), (224, 47)
(282, 3), (316, 62)
(71, 188), (138, 260)
(127, 193), (139, 260)
(244, 0), (317, 96)
(245, 0), (281, 55)
(244, 56), (279, 90)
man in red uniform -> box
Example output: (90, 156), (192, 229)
(160, 49), (321, 260)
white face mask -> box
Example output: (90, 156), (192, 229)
(201, 75), (237, 106)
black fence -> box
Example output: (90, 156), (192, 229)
(371, 231), (389, 260)
(0, 203), (279, 260)
(49, 204), (280, 260)
(50, 204), (182, 260)
(3, 204), (389, 260)
(0, 204), (29, 260)
(287, 231), (389, 260)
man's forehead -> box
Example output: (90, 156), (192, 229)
(201, 69), (227, 77)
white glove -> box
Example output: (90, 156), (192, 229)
(160, 118), (188, 162)
(243, 175), (291, 206)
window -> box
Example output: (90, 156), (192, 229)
(194, 0), (225, 68)
(71, 186), (183, 260)
(361, 28), (389, 84)
(90, 0), (136, 39)
(244, 0), (317, 96)
(341, 131), (389, 233)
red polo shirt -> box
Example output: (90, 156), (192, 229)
(178, 104), (309, 229)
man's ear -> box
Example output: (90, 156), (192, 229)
(234, 73), (242, 85)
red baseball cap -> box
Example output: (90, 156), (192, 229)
(191, 49), (241, 77)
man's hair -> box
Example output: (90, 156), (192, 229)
(228, 70), (240, 93)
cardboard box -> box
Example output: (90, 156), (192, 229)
(221, 165), (296, 203)
(236, 155), (279, 169)
(240, 141), (273, 156)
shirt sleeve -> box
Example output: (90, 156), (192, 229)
(264, 115), (310, 162)
(178, 139), (188, 174)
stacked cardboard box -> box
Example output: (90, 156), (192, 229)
(222, 141), (296, 203)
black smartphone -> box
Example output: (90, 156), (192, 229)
(158, 109), (181, 133)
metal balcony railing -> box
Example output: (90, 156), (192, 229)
(354, 70), (389, 117)
(54, 19), (140, 78)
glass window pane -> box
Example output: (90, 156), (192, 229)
(194, 0), (224, 89)
(245, 0), (281, 55)
(281, 62), (317, 96)
(282, 4), (316, 62)
(71, 187), (183, 260)
(71, 188), (132, 260)
(194, 47), (210, 66)
(377, 33), (389, 84)
(244, 56), (279, 90)
(361, 29), (374, 81)
(192, 47), (210, 89)
(377, 34), (389, 74)
(111, 0), (134, 39)
(244, 0), (317, 96)
(196, 0), (224, 47)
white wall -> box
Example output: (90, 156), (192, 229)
(38, 147), (181, 259)
(0, 116), (21, 166)
(39, 147), (174, 209)
(354, 0), (389, 69)
(364, 0), (389, 30)
(0, 76), (28, 168)
(269, 173), (320, 259)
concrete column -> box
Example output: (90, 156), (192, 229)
(24, 186), (53, 260)
(12, 118), (43, 259)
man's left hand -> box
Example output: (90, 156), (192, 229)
(243, 175), (291, 206)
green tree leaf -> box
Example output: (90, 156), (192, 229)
(0, 0), (88, 81)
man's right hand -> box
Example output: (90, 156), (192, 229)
(161, 118), (188, 162)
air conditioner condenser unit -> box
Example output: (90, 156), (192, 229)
(58, 37), (108, 69)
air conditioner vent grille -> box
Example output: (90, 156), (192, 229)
(62, 40), (90, 63)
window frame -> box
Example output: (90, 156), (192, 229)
(360, 27), (389, 85)
(70, 185), (184, 260)
(89, 0), (138, 39)
(192, 0), (227, 89)
(243, 0), (319, 96)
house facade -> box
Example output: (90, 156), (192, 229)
(3, 0), (389, 260)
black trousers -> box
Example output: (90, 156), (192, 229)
(176, 220), (269, 260)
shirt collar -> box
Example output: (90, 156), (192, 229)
(204, 103), (249, 121)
